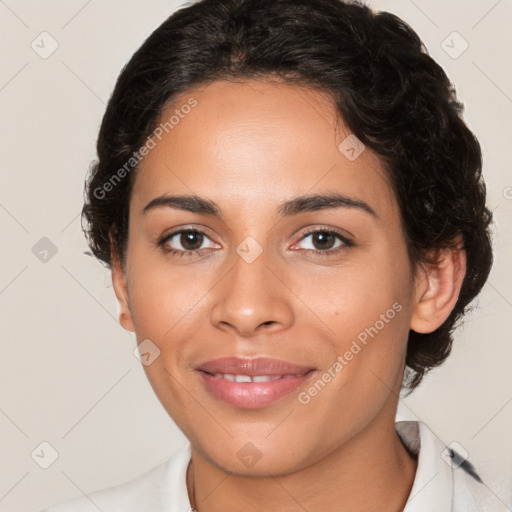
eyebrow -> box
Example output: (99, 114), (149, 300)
(142, 192), (378, 219)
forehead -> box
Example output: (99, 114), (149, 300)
(131, 79), (398, 220)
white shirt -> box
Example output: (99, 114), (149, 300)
(39, 421), (507, 511)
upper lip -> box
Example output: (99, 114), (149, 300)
(196, 357), (314, 376)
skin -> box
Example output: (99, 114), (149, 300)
(111, 79), (466, 511)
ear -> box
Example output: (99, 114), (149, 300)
(410, 236), (467, 334)
(110, 233), (135, 332)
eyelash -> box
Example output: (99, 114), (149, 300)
(157, 227), (354, 258)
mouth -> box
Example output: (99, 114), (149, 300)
(205, 373), (303, 382)
(195, 357), (315, 409)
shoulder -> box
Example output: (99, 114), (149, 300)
(39, 462), (168, 512)
(37, 444), (192, 512)
(398, 420), (508, 512)
(451, 457), (509, 512)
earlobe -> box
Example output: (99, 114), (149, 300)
(410, 237), (467, 334)
(110, 234), (135, 333)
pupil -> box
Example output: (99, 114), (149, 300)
(181, 231), (202, 250)
(313, 232), (334, 250)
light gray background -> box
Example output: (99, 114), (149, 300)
(0, 1), (511, 511)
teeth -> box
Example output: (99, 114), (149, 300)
(210, 373), (295, 382)
(252, 375), (274, 382)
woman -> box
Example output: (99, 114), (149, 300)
(39, 0), (503, 510)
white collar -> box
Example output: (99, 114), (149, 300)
(398, 421), (454, 511)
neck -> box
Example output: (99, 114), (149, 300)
(187, 416), (417, 512)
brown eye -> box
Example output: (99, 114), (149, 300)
(310, 231), (337, 250)
(178, 230), (204, 251)
(294, 229), (351, 253)
(158, 228), (220, 257)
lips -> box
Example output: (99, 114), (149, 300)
(196, 357), (315, 409)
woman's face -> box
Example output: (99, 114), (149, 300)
(114, 79), (420, 475)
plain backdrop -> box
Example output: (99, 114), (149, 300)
(0, 1), (511, 511)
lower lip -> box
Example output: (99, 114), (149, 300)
(197, 371), (314, 409)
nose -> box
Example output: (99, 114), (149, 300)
(209, 247), (294, 338)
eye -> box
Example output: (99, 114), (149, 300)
(158, 229), (219, 257)
(291, 228), (353, 255)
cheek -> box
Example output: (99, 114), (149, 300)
(291, 266), (410, 437)
(297, 243), (413, 389)
(126, 246), (205, 335)
(125, 255), (206, 420)
(124, 250), (218, 398)
(295, 245), (412, 339)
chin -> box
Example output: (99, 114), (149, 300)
(203, 446), (303, 477)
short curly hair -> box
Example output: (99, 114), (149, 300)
(82, 0), (493, 390)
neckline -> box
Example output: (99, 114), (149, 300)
(162, 420), (453, 512)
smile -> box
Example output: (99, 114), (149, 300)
(209, 373), (302, 382)
(195, 357), (315, 409)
